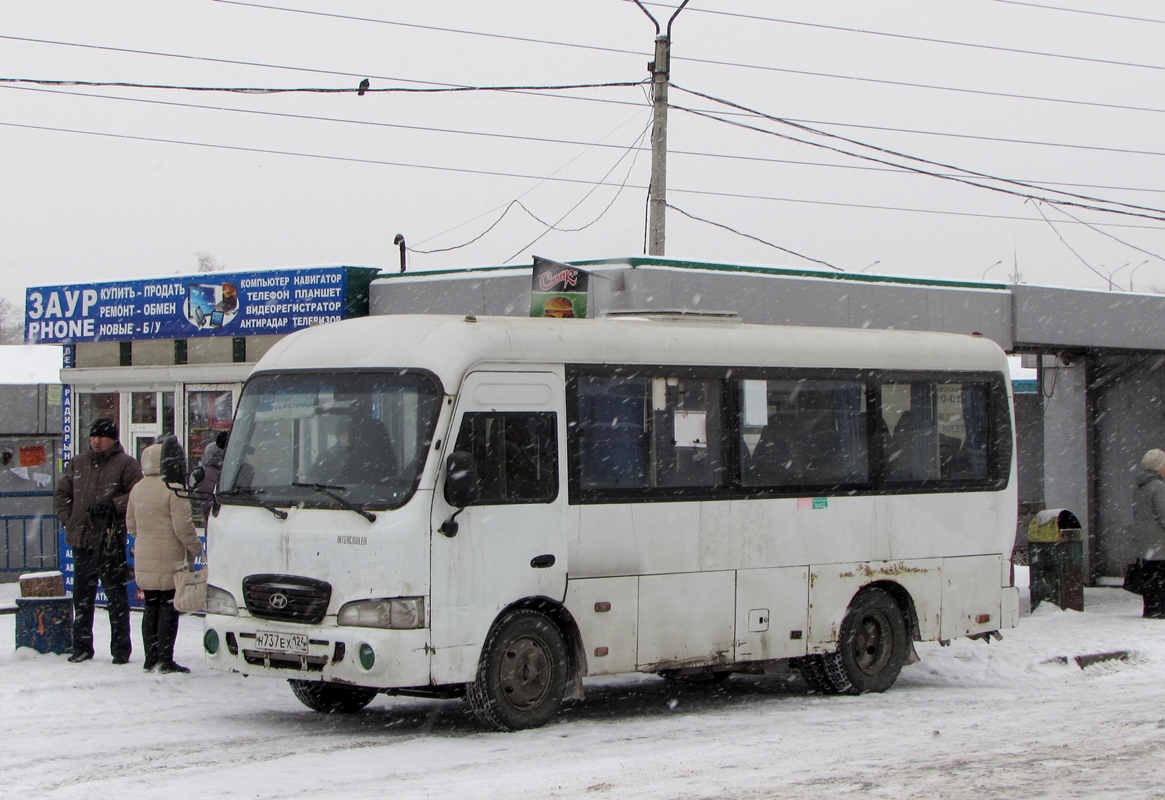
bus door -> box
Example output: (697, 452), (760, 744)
(429, 371), (568, 684)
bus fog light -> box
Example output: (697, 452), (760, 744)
(358, 643), (376, 670)
(204, 628), (220, 655)
(206, 585), (239, 616)
(338, 597), (426, 629)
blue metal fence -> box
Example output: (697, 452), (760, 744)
(0, 515), (59, 576)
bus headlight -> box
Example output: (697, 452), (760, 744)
(338, 597), (426, 629)
(206, 585), (239, 616)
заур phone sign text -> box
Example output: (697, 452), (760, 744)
(24, 267), (351, 343)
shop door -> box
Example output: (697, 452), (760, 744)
(127, 390), (175, 460)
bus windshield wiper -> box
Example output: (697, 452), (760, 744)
(217, 487), (289, 520)
(292, 482), (377, 523)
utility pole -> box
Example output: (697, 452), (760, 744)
(634, 1), (689, 257)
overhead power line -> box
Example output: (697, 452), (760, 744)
(671, 84), (1165, 222)
(216, 1), (650, 60)
(0, 34), (396, 84)
(4, 117), (1163, 231)
(210, 2), (1165, 118)
(0, 76), (645, 95)
(13, 71), (1165, 163)
(2, 82), (652, 157)
(410, 116), (652, 258)
(634, 1), (1165, 73)
(13, 80), (1165, 193)
(665, 202), (843, 271)
(993, 1), (1165, 26)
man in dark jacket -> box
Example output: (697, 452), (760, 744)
(53, 417), (144, 663)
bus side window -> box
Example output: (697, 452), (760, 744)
(881, 380), (993, 483)
(576, 376), (651, 490)
(653, 377), (727, 488)
(739, 378), (868, 489)
(451, 412), (558, 504)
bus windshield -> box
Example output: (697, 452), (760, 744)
(219, 371), (441, 510)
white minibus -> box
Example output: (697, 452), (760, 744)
(203, 313), (1018, 730)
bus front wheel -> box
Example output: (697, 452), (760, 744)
(467, 609), (569, 731)
(289, 679), (378, 713)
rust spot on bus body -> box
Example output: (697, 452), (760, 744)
(856, 561), (930, 578)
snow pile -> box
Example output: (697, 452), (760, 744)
(2, 573), (1165, 799)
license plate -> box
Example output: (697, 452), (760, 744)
(254, 630), (309, 655)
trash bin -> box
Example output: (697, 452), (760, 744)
(1027, 508), (1084, 612)
(16, 597), (73, 654)
(15, 570), (72, 655)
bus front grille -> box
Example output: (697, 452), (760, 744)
(242, 650), (329, 671)
(242, 574), (332, 624)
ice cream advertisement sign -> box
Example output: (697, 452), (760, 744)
(530, 256), (589, 319)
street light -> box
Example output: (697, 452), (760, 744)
(1129, 259), (1152, 292)
(1104, 262), (1131, 291)
(981, 260), (1002, 280)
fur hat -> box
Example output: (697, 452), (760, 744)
(88, 416), (118, 440)
(1142, 449), (1165, 472)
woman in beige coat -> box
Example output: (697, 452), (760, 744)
(127, 440), (202, 673)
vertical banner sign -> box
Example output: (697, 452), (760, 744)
(530, 257), (589, 319)
(59, 345), (74, 595)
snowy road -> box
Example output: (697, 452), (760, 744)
(3, 576), (1164, 799)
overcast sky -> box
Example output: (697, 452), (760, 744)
(4, 0), (1165, 310)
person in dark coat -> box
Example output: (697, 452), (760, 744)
(53, 417), (143, 663)
(1134, 448), (1165, 618)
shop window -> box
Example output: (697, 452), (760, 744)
(76, 393), (120, 454)
(187, 389), (234, 473)
(132, 392), (157, 425)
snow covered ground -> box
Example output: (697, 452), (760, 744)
(3, 569), (1164, 799)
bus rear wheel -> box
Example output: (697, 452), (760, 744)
(289, 679), (378, 713)
(834, 588), (908, 694)
(467, 609), (569, 731)
(794, 588), (908, 695)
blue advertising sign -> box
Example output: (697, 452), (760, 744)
(26, 266), (363, 344)
(60, 345), (74, 467)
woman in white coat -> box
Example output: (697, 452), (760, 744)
(127, 439), (203, 673)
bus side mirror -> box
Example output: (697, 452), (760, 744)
(188, 465), (206, 491)
(440, 451), (480, 537)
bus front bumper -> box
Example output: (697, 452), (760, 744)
(202, 614), (432, 688)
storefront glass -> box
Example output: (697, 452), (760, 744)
(187, 388), (234, 473)
(76, 393), (120, 454)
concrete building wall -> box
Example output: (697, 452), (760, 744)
(1091, 353), (1165, 577)
(1040, 360), (1092, 572)
(1014, 285), (1165, 351)
(373, 266), (1013, 346)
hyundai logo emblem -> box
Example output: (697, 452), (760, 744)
(268, 592), (289, 610)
